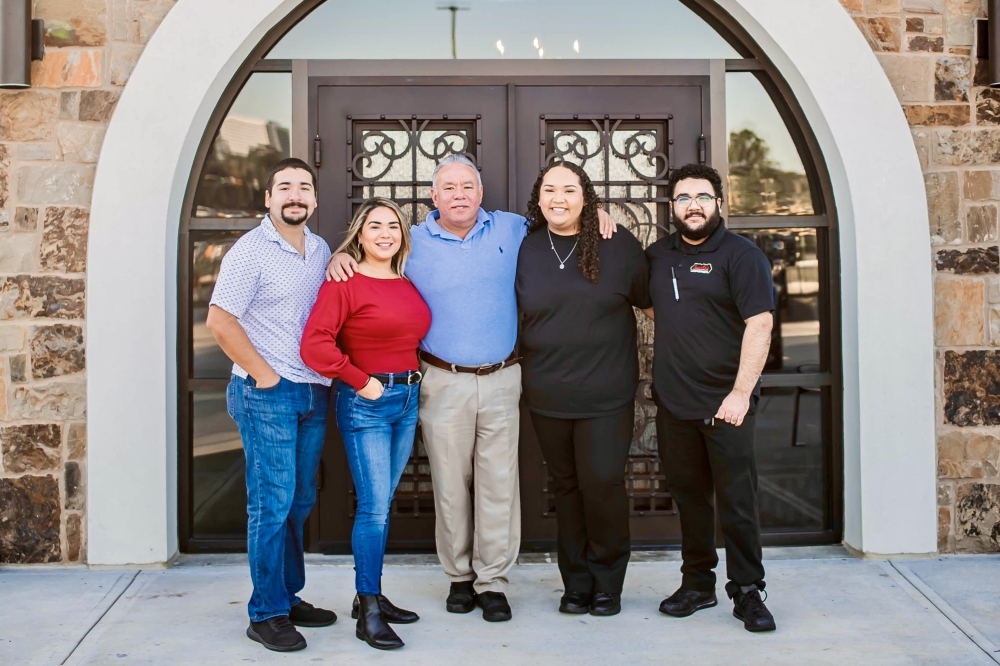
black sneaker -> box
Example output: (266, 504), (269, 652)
(446, 581), (477, 613)
(246, 616), (307, 652)
(732, 589), (776, 632)
(589, 592), (621, 617)
(559, 591), (592, 614)
(477, 591), (512, 622)
(289, 600), (337, 627)
(659, 588), (718, 617)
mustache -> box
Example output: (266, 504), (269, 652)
(282, 203), (307, 212)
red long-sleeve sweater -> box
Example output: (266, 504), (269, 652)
(300, 273), (431, 389)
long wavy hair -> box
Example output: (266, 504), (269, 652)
(334, 197), (412, 277)
(525, 161), (602, 284)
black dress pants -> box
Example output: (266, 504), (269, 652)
(530, 405), (634, 595)
(655, 406), (766, 596)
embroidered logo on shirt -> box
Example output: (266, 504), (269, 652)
(690, 263), (713, 274)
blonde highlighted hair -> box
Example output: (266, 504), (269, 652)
(334, 197), (412, 277)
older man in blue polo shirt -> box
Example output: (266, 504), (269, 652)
(330, 154), (613, 622)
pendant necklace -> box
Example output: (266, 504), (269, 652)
(547, 227), (579, 270)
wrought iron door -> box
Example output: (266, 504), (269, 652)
(310, 76), (709, 553)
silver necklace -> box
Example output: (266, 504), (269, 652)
(547, 227), (578, 270)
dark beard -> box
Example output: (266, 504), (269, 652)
(279, 204), (308, 226)
(676, 208), (721, 241)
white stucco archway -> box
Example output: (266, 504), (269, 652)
(86, 0), (935, 565)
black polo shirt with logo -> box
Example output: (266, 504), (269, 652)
(645, 221), (774, 421)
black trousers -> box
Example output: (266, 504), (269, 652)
(655, 406), (765, 596)
(530, 405), (634, 595)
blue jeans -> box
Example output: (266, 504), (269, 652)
(335, 377), (420, 595)
(227, 374), (330, 622)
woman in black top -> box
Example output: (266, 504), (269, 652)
(516, 161), (652, 617)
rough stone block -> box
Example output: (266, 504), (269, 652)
(935, 56), (971, 102)
(37, 0), (107, 47)
(967, 205), (998, 242)
(16, 164), (95, 205)
(944, 350), (1000, 425)
(41, 207), (88, 273)
(977, 88), (1000, 125)
(933, 129), (1000, 166)
(925, 171), (961, 242)
(0, 142), (9, 209)
(79, 90), (120, 123)
(9, 355), (26, 383)
(939, 430), (1000, 478)
(0, 235), (39, 273)
(0, 424), (61, 474)
(955, 482), (1000, 551)
(132, 0), (175, 44)
(57, 124), (105, 163)
(907, 17), (926, 32)
(965, 170), (993, 199)
(0, 91), (58, 141)
(878, 55), (934, 102)
(856, 17), (902, 52)
(924, 16), (945, 34)
(67, 512), (82, 562)
(0, 475), (61, 563)
(866, 0), (902, 11)
(30, 324), (85, 379)
(935, 278), (984, 344)
(904, 104), (968, 125)
(16, 144), (55, 161)
(940, 482), (955, 506)
(913, 129), (933, 168)
(946, 0), (985, 17)
(936, 247), (999, 273)
(0, 275), (85, 320)
(30, 51), (101, 88)
(939, 506), (952, 544)
(110, 44), (144, 86)
(64, 461), (84, 511)
(990, 276), (1000, 303)
(9, 381), (86, 420)
(0, 326), (23, 352)
(947, 16), (977, 46)
(67, 423), (86, 460)
(13, 207), (38, 232)
(59, 91), (79, 120)
(909, 35), (944, 51)
(841, 0), (864, 10)
(904, 0), (944, 11)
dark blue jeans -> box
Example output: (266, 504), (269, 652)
(227, 374), (330, 622)
(335, 377), (419, 595)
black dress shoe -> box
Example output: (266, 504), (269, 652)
(355, 594), (404, 650)
(446, 581), (477, 613)
(289, 600), (337, 627)
(732, 589), (776, 632)
(246, 616), (307, 652)
(559, 591), (592, 614)
(477, 591), (512, 622)
(589, 592), (621, 616)
(352, 593), (420, 624)
(659, 588), (718, 617)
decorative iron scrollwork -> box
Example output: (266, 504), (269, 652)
(347, 115), (481, 225)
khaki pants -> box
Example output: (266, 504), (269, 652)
(418, 361), (522, 594)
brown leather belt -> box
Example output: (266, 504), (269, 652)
(419, 350), (522, 375)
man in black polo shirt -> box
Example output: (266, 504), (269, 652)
(646, 163), (776, 632)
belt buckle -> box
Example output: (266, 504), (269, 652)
(408, 370), (423, 385)
(476, 362), (501, 376)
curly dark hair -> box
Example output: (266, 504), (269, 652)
(526, 161), (601, 284)
(667, 163), (724, 200)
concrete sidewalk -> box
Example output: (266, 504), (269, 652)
(2, 548), (999, 665)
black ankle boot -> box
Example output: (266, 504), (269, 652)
(355, 594), (404, 650)
(352, 593), (420, 624)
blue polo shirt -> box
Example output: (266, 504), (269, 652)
(405, 208), (528, 366)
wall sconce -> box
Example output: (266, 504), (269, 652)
(0, 0), (45, 89)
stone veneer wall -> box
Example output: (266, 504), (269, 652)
(841, 0), (1000, 552)
(0, 0), (175, 564)
(1, 0), (997, 564)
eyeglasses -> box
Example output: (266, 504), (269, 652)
(673, 195), (719, 208)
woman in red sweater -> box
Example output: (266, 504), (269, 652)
(300, 197), (431, 651)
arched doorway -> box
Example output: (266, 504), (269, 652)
(90, 0), (933, 562)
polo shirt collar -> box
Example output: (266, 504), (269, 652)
(261, 214), (317, 259)
(666, 218), (728, 255)
(424, 208), (490, 242)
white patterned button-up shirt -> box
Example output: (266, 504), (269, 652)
(210, 215), (332, 385)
